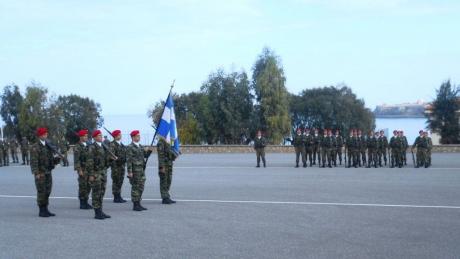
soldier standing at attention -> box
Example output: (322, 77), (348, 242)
(21, 137), (30, 165)
(345, 130), (353, 168)
(366, 131), (378, 168)
(425, 131), (432, 167)
(334, 130), (344, 166)
(412, 130), (428, 168)
(87, 130), (111, 220)
(304, 128), (314, 167)
(320, 129), (333, 168)
(157, 136), (177, 205)
(351, 130), (361, 168)
(253, 130), (267, 168)
(293, 128), (307, 168)
(400, 130), (409, 166)
(30, 127), (59, 217)
(377, 130), (388, 166)
(127, 130), (153, 211)
(74, 129), (92, 210)
(357, 130), (366, 167)
(389, 130), (402, 168)
(10, 139), (19, 163)
(110, 130), (127, 203)
(312, 129), (321, 165)
(3, 139), (9, 166)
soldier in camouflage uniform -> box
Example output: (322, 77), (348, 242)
(366, 131), (379, 168)
(59, 138), (70, 167)
(293, 128), (307, 168)
(400, 130), (409, 166)
(312, 129), (322, 165)
(377, 130), (388, 166)
(333, 130), (344, 166)
(412, 130), (428, 168)
(157, 136), (177, 205)
(127, 130), (153, 211)
(10, 139), (19, 163)
(74, 129), (92, 210)
(87, 130), (112, 220)
(350, 130), (361, 168)
(30, 128), (59, 217)
(21, 137), (30, 165)
(357, 130), (366, 167)
(304, 128), (314, 166)
(345, 131), (353, 168)
(389, 130), (402, 168)
(425, 131), (432, 167)
(110, 130), (128, 203)
(2, 139), (9, 166)
(320, 129), (334, 168)
(254, 130), (267, 168)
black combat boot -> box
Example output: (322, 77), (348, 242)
(113, 194), (121, 203)
(303, 163), (307, 168)
(328, 163), (332, 168)
(162, 198), (172, 205)
(139, 202), (148, 210)
(45, 206), (55, 217)
(167, 198), (176, 204)
(133, 201), (143, 211)
(39, 206), (49, 217)
(94, 208), (104, 220)
(80, 199), (86, 209)
(85, 199), (93, 209)
(102, 211), (111, 218)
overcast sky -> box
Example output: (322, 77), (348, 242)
(1, 0), (459, 116)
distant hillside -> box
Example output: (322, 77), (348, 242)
(374, 101), (426, 118)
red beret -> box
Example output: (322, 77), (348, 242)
(112, 130), (121, 137)
(78, 129), (88, 137)
(92, 130), (102, 138)
(130, 130), (140, 137)
(36, 127), (48, 137)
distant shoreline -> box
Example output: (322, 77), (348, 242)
(375, 115), (426, 119)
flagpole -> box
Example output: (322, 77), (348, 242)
(144, 80), (175, 170)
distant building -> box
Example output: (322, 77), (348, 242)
(374, 100), (427, 118)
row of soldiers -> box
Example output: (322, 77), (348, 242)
(0, 138), (30, 166)
(30, 127), (178, 219)
(254, 128), (432, 168)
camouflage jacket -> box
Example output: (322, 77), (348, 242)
(87, 142), (110, 176)
(313, 135), (322, 147)
(126, 142), (149, 172)
(157, 138), (175, 168)
(378, 136), (388, 150)
(253, 137), (267, 149)
(334, 135), (344, 148)
(304, 134), (314, 148)
(401, 136), (409, 148)
(389, 136), (402, 149)
(74, 142), (89, 172)
(30, 141), (55, 175)
(321, 136), (335, 148)
(412, 136), (428, 149)
(292, 135), (305, 148)
(110, 141), (127, 168)
(21, 139), (29, 151)
(367, 136), (378, 149)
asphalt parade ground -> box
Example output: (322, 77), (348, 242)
(0, 153), (459, 259)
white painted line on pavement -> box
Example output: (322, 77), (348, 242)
(1, 194), (460, 210)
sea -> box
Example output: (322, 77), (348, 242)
(103, 114), (428, 145)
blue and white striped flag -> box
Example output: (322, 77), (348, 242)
(157, 92), (180, 154)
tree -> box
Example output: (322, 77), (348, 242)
(252, 47), (290, 144)
(54, 94), (104, 144)
(427, 80), (460, 144)
(0, 84), (24, 139)
(289, 86), (375, 136)
(18, 84), (49, 141)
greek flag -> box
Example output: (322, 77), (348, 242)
(157, 92), (180, 154)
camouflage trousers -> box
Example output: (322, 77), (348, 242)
(255, 148), (266, 166)
(313, 146), (321, 164)
(335, 147), (342, 165)
(3, 152), (9, 166)
(378, 149), (387, 165)
(61, 152), (69, 167)
(159, 165), (173, 199)
(360, 149), (367, 165)
(321, 148), (333, 166)
(401, 148), (408, 164)
(367, 149), (378, 167)
(11, 150), (19, 163)
(129, 168), (146, 202)
(295, 146), (306, 166)
(349, 149), (360, 167)
(111, 166), (125, 195)
(21, 150), (29, 165)
(416, 148), (427, 167)
(305, 147), (313, 165)
(78, 171), (91, 200)
(90, 171), (107, 209)
(391, 149), (402, 167)
(35, 172), (52, 206)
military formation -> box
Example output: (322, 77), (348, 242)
(0, 138), (28, 166)
(255, 128), (433, 169)
(26, 127), (177, 219)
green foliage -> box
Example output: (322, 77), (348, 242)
(290, 86), (375, 135)
(2, 82), (103, 143)
(0, 84), (23, 139)
(427, 80), (460, 144)
(252, 47), (290, 144)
